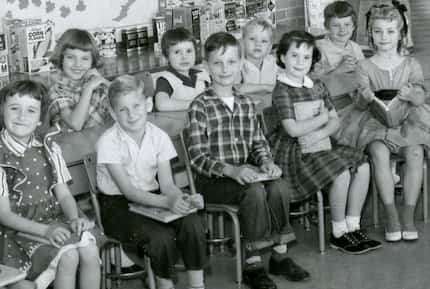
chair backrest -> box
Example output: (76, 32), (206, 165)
(261, 106), (279, 137)
(170, 134), (197, 195)
(83, 153), (105, 231)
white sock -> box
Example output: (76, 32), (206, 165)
(272, 244), (287, 254)
(156, 276), (175, 289)
(332, 219), (348, 238)
(346, 215), (361, 232)
(188, 270), (204, 289)
(245, 255), (262, 265)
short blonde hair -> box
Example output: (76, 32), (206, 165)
(108, 74), (145, 109)
(242, 18), (274, 40)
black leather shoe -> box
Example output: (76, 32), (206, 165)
(243, 265), (277, 289)
(268, 257), (310, 282)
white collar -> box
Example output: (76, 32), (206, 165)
(1, 129), (42, 157)
(277, 72), (314, 88)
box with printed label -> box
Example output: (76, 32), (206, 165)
(8, 21), (55, 74)
(0, 34), (9, 77)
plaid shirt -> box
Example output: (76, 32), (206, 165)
(187, 88), (272, 177)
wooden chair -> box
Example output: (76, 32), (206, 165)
(178, 130), (244, 287)
(83, 154), (156, 289)
(260, 106), (327, 253)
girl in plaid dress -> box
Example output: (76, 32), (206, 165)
(268, 31), (381, 254)
(47, 29), (112, 132)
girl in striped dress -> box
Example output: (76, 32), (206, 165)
(268, 31), (381, 254)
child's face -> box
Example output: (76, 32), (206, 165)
(243, 26), (272, 61)
(111, 91), (152, 136)
(371, 19), (401, 52)
(281, 42), (313, 83)
(3, 94), (41, 143)
(167, 41), (196, 75)
(207, 45), (241, 88)
(62, 48), (93, 80)
(327, 16), (355, 45)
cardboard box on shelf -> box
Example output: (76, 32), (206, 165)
(6, 20), (55, 74)
(0, 33), (9, 77)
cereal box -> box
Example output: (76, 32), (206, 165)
(7, 20), (55, 74)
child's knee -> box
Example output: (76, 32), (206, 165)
(58, 248), (79, 270)
(243, 183), (266, 203)
(357, 162), (370, 176)
(335, 170), (351, 185)
(79, 243), (100, 264)
(405, 145), (424, 162)
(369, 142), (389, 161)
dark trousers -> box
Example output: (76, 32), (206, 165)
(98, 194), (207, 279)
(195, 175), (296, 252)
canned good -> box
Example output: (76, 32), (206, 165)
(121, 27), (138, 53)
(136, 26), (148, 50)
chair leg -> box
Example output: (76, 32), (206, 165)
(207, 214), (214, 255)
(317, 191), (325, 254)
(372, 178), (379, 228)
(218, 214), (225, 253)
(304, 202), (311, 232)
(224, 211), (242, 288)
(423, 162), (428, 223)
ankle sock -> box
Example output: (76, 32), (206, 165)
(385, 203), (401, 233)
(245, 255), (262, 266)
(156, 276), (175, 289)
(187, 270), (204, 289)
(332, 219), (348, 238)
(346, 215), (360, 232)
(272, 244), (288, 261)
(402, 204), (417, 232)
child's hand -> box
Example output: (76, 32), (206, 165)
(319, 102), (329, 124)
(44, 224), (71, 248)
(336, 55), (357, 73)
(82, 69), (109, 95)
(362, 88), (375, 103)
(167, 194), (193, 215)
(187, 194), (204, 209)
(398, 84), (414, 101)
(230, 165), (260, 185)
(69, 218), (95, 237)
(260, 161), (282, 178)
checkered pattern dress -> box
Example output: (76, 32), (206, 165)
(268, 79), (367, 202)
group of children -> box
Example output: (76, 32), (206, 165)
(0, 1), (428, 289)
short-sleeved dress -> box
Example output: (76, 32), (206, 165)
(268, 74), (366, 202)
(0, 129), (104, 280)
(47, 71), (112, 132)
(334, 56), (430, 152)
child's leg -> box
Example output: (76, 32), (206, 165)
(8, 280), (36, 289)
(346, 162), (370, 231)
(175, 214), (206, 289)
(329, 170), (350, 237)
(54, 248), (79, 289)
(401, 145), (424, 233)
(78, 243), (101, 289)
(368, 141), (399, 233)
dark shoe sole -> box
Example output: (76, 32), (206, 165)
(330, 243), (372, 255)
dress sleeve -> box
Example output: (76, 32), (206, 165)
(49, 142), (72, 184)
(317, 80), (335, 111)
(272, 83), (295, 120)
(354, 60), (372, 109)
(47, 85), (75, 122)
(154, 77), (174, 97)
(0, 167), (9, 197)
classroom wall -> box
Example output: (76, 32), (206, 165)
(1, 0), (159, 37)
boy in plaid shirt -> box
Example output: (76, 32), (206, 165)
(187, 32), (310, 289)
